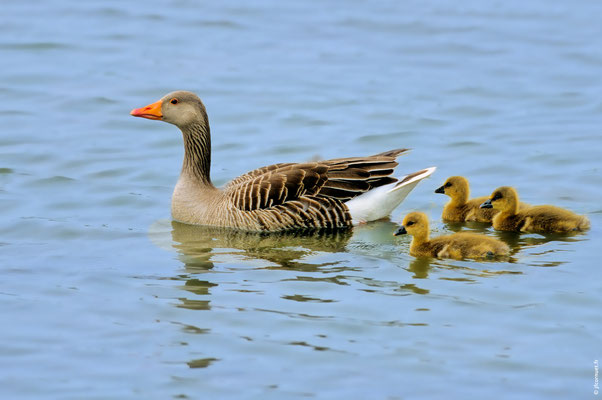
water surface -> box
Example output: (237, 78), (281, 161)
(1, 1), (601, 399)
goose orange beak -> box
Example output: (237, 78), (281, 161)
(130, 100), (163, 120)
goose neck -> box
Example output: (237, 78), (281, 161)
(181, 121), (212, 186)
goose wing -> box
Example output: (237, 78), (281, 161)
(223, 162), (329, 211)
(223, 148), (409, 211)
(316, 148), (408, 201)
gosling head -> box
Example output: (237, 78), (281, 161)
(131, 90), (208, 128)
(394, 211), (429, 237)
(435, 176), (470, 201)
(480, 186), (519, 212)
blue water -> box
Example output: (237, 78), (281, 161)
(1, 1), (601, 398)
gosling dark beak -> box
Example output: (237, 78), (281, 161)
(480, 199), (493, 209)
(435, 185), (445, 194)
(393, 226), (407, 236)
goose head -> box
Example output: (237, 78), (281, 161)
(130, 91), (208, 128)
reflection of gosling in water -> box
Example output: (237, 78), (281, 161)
(394, 211), (510, 259)
(480, 186), (590, 233)
(435, 176), (528, 223)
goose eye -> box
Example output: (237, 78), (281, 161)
(445, 182), (452, 188)
(406, 221), (415, 226)
(492, 193), (502, 201)
(170, 98), (179, 105)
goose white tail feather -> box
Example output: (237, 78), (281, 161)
(346, 167), (436, 224)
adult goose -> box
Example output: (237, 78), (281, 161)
(131, 91), (435, 232)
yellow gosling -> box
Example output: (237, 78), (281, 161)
(435, 176), (497, 222)
(480, 186), (590, 233)
(394, 212), (510, 259)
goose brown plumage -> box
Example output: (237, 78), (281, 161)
(480, 186), (590, 233)
(131, 91), (435, 231)
(435, 176), (528, 223)
(394, 212), (510, 259)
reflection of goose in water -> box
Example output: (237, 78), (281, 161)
(149, 219), (353, 271)
(148, 220), (353, 315)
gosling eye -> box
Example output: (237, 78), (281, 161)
(170, 98), (179, 105)
(492, 193), (502, 201)
(445, 182), (452, 188)
(406, 221), (415, 227)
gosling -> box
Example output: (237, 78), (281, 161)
(394, 211), (510, 259)
(480, 186), (590, 233)
(435, 176), (498, 222)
